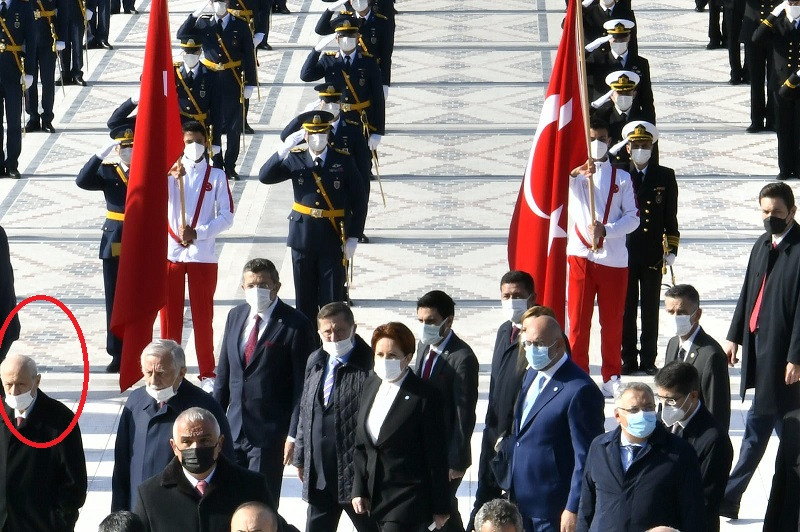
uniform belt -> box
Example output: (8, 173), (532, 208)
(227, 8), (253, 17)
(107, 211), (125, 221)
(180, 110), (208, 121)
(200, 57), (242, 71)
(0, 44), (23, 52)
(292, 202), (344, 219)
(341, 101), (371, 112)
(34, 9), (57, 18)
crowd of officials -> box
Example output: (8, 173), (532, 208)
(0, 0), (798, 530)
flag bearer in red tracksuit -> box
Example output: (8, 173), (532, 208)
(566, 117), (639, 399)
(161, 120), (234, 390)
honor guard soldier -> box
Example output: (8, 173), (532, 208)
(582, 0), (638, 56)
(0, 0), (35, 179)
(258, 110), (367, 323)
(619, 121), (680, 376)
(742, 0), (780, 132)
(315, 0), (394, 96)
(227, 0), (266, 134)
(25, 0), (66, 133)
(301, 14), (385, 154)
(57, 0), (88, 85)
(178, 0), (257, 179)
(175, 38), (214, 139)
(75, 123), (134, 373)
(754, 0), (800, 178)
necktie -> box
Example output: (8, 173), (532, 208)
(244, 315), (261, 365)
(510, 327), (520, 345)
(196, 479), (208, 496)
(187, 71), (194, 83)
(1, 2), (7, 16)
(520, 372), (546, 426)
(345, 55), (351, 70)
(750, 243), (778, 333)
(623, 444), (641, 472)
(421, 350), (436, 380)
(158, 401), (166, 409)
(617, 55), (624, 67)
(15, 417), (24, 429)
(322, 357), (342, 407)
(216, 19), (223, 32)
(678, 347), (686, 361)
(632, 170), (643, 192)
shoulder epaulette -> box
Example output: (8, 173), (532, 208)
(290, 146), (308, 153)
(333, 147), (350, 155)
(344, 118), (360, 126)
(375, 12), (387, 19)
(324, 51), (337, 56)
(173, 61), (182, 67)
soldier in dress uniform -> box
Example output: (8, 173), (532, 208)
(258, 110), (367, 323)
(754, 1), (800, 179)
(25, 0), (66, 133)
(178, 0), (257, 180)
(227, 0), (266, 134)
(0, 0), (35, 179)
(583, 0), (638, 56)
(57, 0), (88, 86)
(75, 122), (134, 373)
(741, 0), (780, 132)
(300, 14), (385, 155)
(619, 121), (680, 376)
(174, 38), (214, 138)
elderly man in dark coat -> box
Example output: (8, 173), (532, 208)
(0, 225), (20, 362)
(112, 339), (234, 511)
(721, 182), (800, 519)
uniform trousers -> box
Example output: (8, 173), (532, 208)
(291, 246), (345, 325)
(159, 260), (217, 379)
(306, 484), (379, 532)
(60, 21), (84, 78)
(102, 257), (122, 358)
(745, 40), (774, 127)
(26, 25), (57, 124)
(0, 74), (22, 172)
(621, 260), (663, 369)
(708, 0), (724, 44)
(724, 0), (745, 79)
(233, 433), (285, 508)
(210, 71), (243, 173)
(87, 0), (111, 45)
(774, 91), (800, 176)
(567, 256), (627, 381)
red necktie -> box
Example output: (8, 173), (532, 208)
(244, 315), (261, 365)
(196, 479), (208, 496)
(750, 243), (777, 333)
(510, 327), (520, 344)
(422, 350), (436, 380)
(15, 417), (24, 429)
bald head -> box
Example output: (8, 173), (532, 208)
(231, 502), (278, 532)
(0, 354), (41, 401)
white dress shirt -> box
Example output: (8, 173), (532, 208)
(367, 370), (408, 443)
(418, 330), (453, 375)
(182, 464), (217, 488)
(239, 298), (279, 354)
(678, 324), (702, 358)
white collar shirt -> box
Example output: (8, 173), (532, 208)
(367, 370), (408, 443)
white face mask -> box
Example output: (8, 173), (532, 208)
(119, 147), (133, 165)
(307, 133), (329, 153)
(501, 298), (528, 324)
(351, 0), (369, 11)
(660, 395), (691, 426)
(244, 287), (273, 314)
(669, 310), (696, 337)
(321, 328), (355, 358)
(373, 356), (405, 382)
(419, 322), (443, 346)
(610, 41), (628, 56)
(590, 139), (608, 160)
(601, 0), (615, 7)
(615, 94), (633, 112)
(339, 36), (357, 53)
(786, 4), (800, 21)
(145, 384), (177, 403)
(5, 390), (34, 412)
(183, 53), (200, 69)
(213, 1), (228, 17)
(183, 141), (206, 162)
(321, 102), (340, 120)
(631, 148), (651, 167)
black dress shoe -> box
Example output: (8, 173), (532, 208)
(74, 75), (87, 86)
(42, 122), (55, 133)
(87, 40), (101, 49)
(55, 76), (73, 86)
(620, 363), (638, 376)
(640, 365), (658, 376)
(101, 41), (114, 49)
(244, 123), (254, 134)
(105, 357), (121, 373)
(729, 75), (743, 85)
(24, 118), (41, 133)
(277, 6), (290, 13)
(706, 41), (723, 50)
(257, 41), (272, 50)
(777, 172), (788, 180)
(695, 5), (705, 11)
(227, 168), (240, 180)
(358, 234), (370, 243)
(7, 170), (21, 179)
(746, 123), (765, 133)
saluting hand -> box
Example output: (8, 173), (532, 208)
(570, 158), (596, 178)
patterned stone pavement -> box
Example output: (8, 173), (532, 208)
(0, 0), (791, 529)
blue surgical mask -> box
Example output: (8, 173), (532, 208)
(525, 344), (552, 370)
(624, 410), (657, 439)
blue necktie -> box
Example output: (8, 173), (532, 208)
(323, 358), (342, 407)
(623, 444), (641, 472)
(520, 372), (546, 426)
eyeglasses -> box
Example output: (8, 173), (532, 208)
(617, 405), (656, 414)
(655, 394), (688, 407)
(521, 340), (557, 349)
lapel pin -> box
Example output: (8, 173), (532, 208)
(404, 395), (410, 400)
(553, 387), (558, 391)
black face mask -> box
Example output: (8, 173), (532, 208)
(764, 215), (789, 235)
(180, 445), (217, 474)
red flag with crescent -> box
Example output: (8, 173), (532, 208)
(507, 0), (587, 326)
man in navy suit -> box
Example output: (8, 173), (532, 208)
(509, 313), (605, 532)
(213, 258), (316, 505)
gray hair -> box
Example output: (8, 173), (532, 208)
(172, 407), (220, 440)
(231, 501), (278, 531)
(474, 499), (523, 532)
(0, 354), (38, 379)
(141, 339), (186, 370)
(614, 381), (654, 405)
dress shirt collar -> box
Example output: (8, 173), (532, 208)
(341, 49), (357, 63)
(677, 400), (702, 429)
(184, 64), (200, 77)
(182, 464), (217, 487)
(431, 330), (454, 354)
(14, 392), (36, 419)
(181, 154), (209, 173)
(214, 13), (230, 26)
(633, 163), (648, 174)
(378, 368), (409, 392)
(679, 324), (701, 353)
(356, 8), (372, 19)
(611, 49), (628, 64)
(620, 430), (648, 447)
(309, 147), (328, 166)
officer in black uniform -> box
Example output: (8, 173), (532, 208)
(754, 1), (800, 178)
(25, 0), (66, 133)
(57, 0), (87, 86)
(0, 0), (35, 179)
(620, 121), (679, 375)
(725, 0), (746, 84)
(75, 122), (134, 373)
(259, 110), (366, 323)
(175, 38), (214, 136)
(178, 0), (256, 179)
(742, 0), (780, 132)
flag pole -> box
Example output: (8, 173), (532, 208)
(574, 0), (598, 250)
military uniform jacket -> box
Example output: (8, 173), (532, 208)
(0, 0), (35, 76)
(586, 49), (654, 120)
(753, 13), (800, 89)
(582, 2), (638, 56)
(229, 0), (267, 35)
(176, 14), (257, 88)
(32, 0), (68, 45)
(76, 155), (127, 260)
(300, 49), (386, 135)
(741, 0), (780, 41)
(258, 147), (367, 252)
(625, 162), (679, 267)
(175, 64), (214, 126)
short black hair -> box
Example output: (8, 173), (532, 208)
(98, 511), (145, 532)
(243, 258), (280, 284)
(318, 301), (355, 326)
(654, 361), (701, 397)
(664, 284), (700, 309)
(759, 182), (795, 211)
(417, 290), (455, 319)
(500, 270), (535, 295)
(182, 120), (207, 141)
(589, 117), (610, 135)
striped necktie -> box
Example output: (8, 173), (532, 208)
(323, 358), (342, 407)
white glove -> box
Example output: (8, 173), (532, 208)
(211, 144), (221, 155)
(581, 0), (593, 6)
(585, 35), (612, 53)
(243, 85), (255, 99)
(772, 0), (788, 16)
(591, 89), (614, 109)
(21, 74), (33, 89)
(85, 8), (93, 20)
(368, 134), (381, 151)
(382, 84), (388, 101)
(278, 129), (306, 158)
(253, 32), (264, 47)
(327, 0), (348, 10)
(345, 237), (358, 259)
(314, 33), (337, 52)
(192, 0), (210, 17)
(55, 40), (65, 51)
(665, 253), (676, 267)
(96, 140), (120, 159)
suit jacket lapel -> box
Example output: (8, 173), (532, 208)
(231, 306), (249, 362)
(377, 375), (417, 445)
(519, 372), (564, 434)
(604, 433), (625, 487)
(244, 302), (285, 368)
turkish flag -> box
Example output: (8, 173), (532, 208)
(507, 0), (587, 326)
(111, 0), (184, 391)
